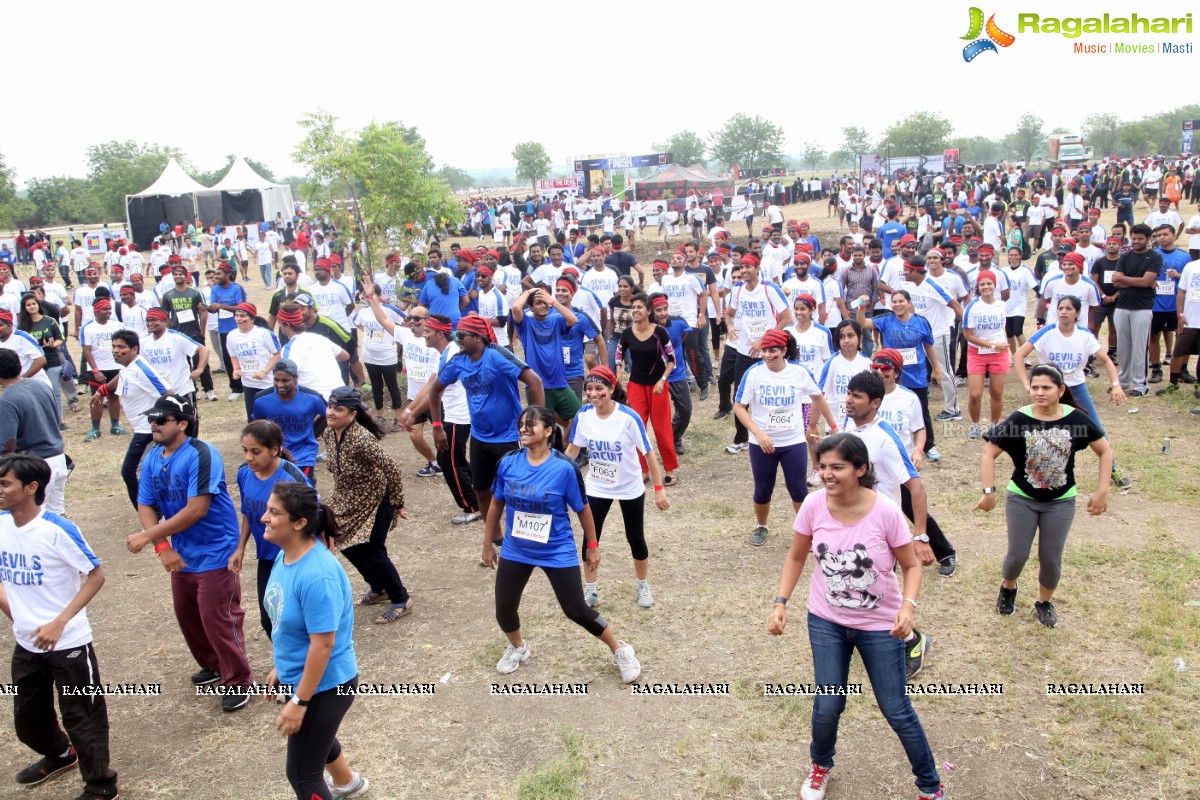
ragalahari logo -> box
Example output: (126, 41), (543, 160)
(961, 7), (1015, 61)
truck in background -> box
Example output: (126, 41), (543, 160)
(1048, 134), (1094, 167)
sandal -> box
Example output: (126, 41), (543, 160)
(662, 475), (679, 487)
(375, 600), (413, 624)
(359, 590), (387, 606)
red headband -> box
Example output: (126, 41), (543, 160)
(585, 366), (620, 387)
(0, 310), (12, 324)
(475, 265), (494, 278)
(92, 299), (112, 313)
(739, 254), (761, 267)
(975, 270), (997, 286)
(119, 285), (136, 295)
(556, 277), (577, 294)
(236, 302), (258, 317)
(424, 318), (453, 334)
(650, 295), (670, 309)
(760, 329), (791, 350)
(872, 348), (904, 371)
(457, 250), (477, 264)
(794, 293), (817, 310)
(456, 314), (496, 342)
(314, 258), (331, 270)
(146, 308), (169, 322)
(276, 308), (305, 327)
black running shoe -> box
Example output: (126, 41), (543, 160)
(996, 584), (1017, 616)
(1034, 600), (1058, 628)
(905, 630), (930, 679)
(191, 668), (221, 686)
(16, 747), (77, 785)
(222, 688), (250, 712)
(938, 555), (957, 577)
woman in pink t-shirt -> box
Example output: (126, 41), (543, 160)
(767, 433), (942, 800)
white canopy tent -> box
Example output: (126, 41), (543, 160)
(125, 158), (209, 247)
(209, 157), (295, 223)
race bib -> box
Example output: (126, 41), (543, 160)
(899, 347), (918, 366)
(1102, 271), (1115, 285)
(239, 357), (261, 374)
(588, 461), (619, 487)
(367, 327), (385, 341)
(668, 297), (683, 316)
(746, 318), (769, 340)
(218, 309), (234, 319)
(1156, 280), (1176, 296)
(175, 308), (195, 324)
(765, 407), (797, 431)
(408, 363), (431, 384)
(1188, 287), (1200, 305)
(511, 510), (552, 544)
(97, 336), (112, 351)
(563, 346), (571, 365)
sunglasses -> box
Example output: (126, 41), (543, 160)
(870, 363), (896, 373)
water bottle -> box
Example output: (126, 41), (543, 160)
(1162, 437), (1171, 455)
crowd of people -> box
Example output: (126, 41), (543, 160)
(0, 156), (1197, 800)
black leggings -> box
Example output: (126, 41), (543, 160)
(731, 352), (762, 444)
(583, 494), (648, 561)
(669, 380), (692, 445)
(284, 677), (357, 800)
(340, 497), (409, 605)
(900, 483), (955, 562)
(365, 362), (403, 410)
(494, 559), (608, 637)
(911, 385), (935, 451)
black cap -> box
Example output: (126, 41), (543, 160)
(145, 393), (196, 422)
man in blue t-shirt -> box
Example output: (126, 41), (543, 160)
(251, 360), (328, 476)
(205, 263), (247, 397)
(512, 285), (581, 423)
(876, 206), (907, 259)
(428, 315), (544, 561)
(127, 394), (254, 711)
(1150, 223), (1192, 384)
(651, 293), (694, 454)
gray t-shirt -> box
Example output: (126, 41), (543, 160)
(0, 379), (64, 458)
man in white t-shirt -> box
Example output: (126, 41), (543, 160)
(1143, 196), (1184, 238)
(274, 304), (348, 400)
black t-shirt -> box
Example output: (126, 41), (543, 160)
(160, 287), (204, 343)
(605, 252), (639, 282)
(617, 325), (673, 386)
(1113, 249), (1161, 311)
(24, 316), (63, 368)
(687, 264), (717, 288)
(1010, 199), (1031, 222)
(1090, 256), (1120, 298)
(607, 297), (635, 338)
(983, 406), (1103, 501)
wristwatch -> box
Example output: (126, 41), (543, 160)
(982, 486), (997, 495)
(289, 695), (309, 707)
(913, 534), (931, 543)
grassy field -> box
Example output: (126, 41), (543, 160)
(0, 197), (1197, 799)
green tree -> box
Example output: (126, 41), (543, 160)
(708, 114), (785, 175)
(293, 111), (457, 270)
(1082, 113), (1121, 159)
(653, 130), (706, 168)
(800, 141), (826, 174)
(512, 142), (551, 191)
(25, 176), (103, 226)
(832, 126), (872, 169)
(946, 136), (1003, 166)
(1004, 113), (1044, 163)
(1118, 122), (1152, 156)
(435, 165), (475, 192)
(0, 151), (18, 228)
(878, 112), (953, 157)
(86, 140), (190, 222)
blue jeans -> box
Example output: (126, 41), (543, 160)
(1069, 381), (1115, 469)
(807, 612), (941, 794)
(259, 261), (273, 288)
(606, 334), (630, 372)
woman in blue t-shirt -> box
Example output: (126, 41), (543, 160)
(262, 482), (367, 800)
(231, 420), (312, 637)
(484, 405), (643, 683)
(416, 270), (468, 329)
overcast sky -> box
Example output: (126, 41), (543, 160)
(7, 0), (1198, 184)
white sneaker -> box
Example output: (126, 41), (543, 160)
(800, 763), (832, 800)
(612, 641), (641, 683)
(636, 581), (654, 608)
(496, 642), (530, 674)
(725, 442), (747, 454)
(807, 469), (821, 488)
(206, 390), (218, 402)
(328, 771), (370, 800)
(227, 392), (242, 401)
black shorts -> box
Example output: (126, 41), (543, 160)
(1151, 310), (1178, 335)
(88, 368), (120, 393)
(410, 409), (432, 425)
(1144, 187), (1159, 198)
(470, 438), (519, 493)
(346, 329), (360, 363)
(1005, 316), (1025, 338)
(1090, 304), (1116, 327)
(1173, 325), (1200, 356)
